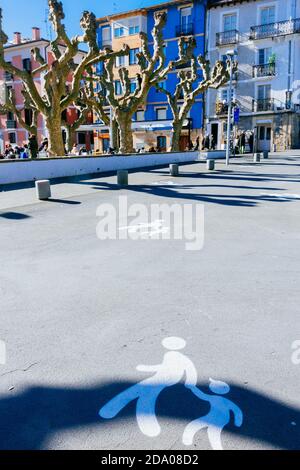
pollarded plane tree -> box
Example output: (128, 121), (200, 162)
(156, 55), (236, 152)
(94, 11), (196, 154)
(62, 75), (111, 153)
(0, 0), (128, 156)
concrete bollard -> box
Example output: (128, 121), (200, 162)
(117, 170), (128, 186)
(169, 164), (179, 177)
(207, 159), (215, 171)
(35, 180), (51, 200)
(254, 153), (261, 163)
(263, 151), (269, 159)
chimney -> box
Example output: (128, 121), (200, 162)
(32, 27), (41, 41)
(13, 32), (21, 45)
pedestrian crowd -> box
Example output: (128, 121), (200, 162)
(0, 134), (48, 160)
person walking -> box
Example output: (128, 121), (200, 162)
(248, 131), (254, 154)
(39, 137), (49, 154)
(239, 131), (246, 154)
(28, 134), (39, 159)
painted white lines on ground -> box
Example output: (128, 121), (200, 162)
(260, 193), (300, 200)
(118, 219), (170, 238)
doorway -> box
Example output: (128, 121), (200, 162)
(258, 125), (271, 151)
(157, 136), (167, 152)
(211, 123), (219, 149)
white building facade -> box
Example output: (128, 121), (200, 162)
(206, 0), (300, 152)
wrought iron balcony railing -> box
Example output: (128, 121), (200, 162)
(101, 39), (112, 48)
(252, 63), (276, 78)
(175, 59), (192, 70)
(294, 104), (300, 113)
(4, 72), (13, 81)
(6, 120), (17, 129)
(252, 98), (275, 112)
(176, 23), (194, 37)
(216, 29), (239, 46)
(250, 18), (300, 40)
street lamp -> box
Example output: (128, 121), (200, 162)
(225, 49), (237, 166)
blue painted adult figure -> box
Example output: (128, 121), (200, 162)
(99, 337), (198, 437)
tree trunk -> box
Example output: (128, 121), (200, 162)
(118, 115), (134, 154)
(171, 120), (183, 152)
(65, 126), (76, 154)
(111, 118), (119, 151)
(45, 116), (66, 157)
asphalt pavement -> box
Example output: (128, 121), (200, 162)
(0, 152), (300, 450)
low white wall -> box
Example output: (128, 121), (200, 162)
(0, 150), (225, 185)
(200, 150), (226, 160)
(0, 151), (199, 185)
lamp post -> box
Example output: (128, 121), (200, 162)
(225, 49), (237, 166)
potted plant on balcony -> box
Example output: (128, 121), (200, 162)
(268, 53), (276, 75)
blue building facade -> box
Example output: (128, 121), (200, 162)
(95, 0), (207, 152)
(145, 0), (206, 150)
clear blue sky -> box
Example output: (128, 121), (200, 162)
(1, 0), (167, 41)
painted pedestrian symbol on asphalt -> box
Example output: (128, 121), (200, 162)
(183, 379), (243, 449)
(99, 337), (198, 437)
(99, 337), (243, 449)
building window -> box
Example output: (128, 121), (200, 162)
(24, 108), (33, 126)
(180, 7), (192, 31)
(258, 48), (272, 64)
(157, 135), (167, 151)
(116, 55), (126, 67)
(223, 13), (237, 32)
(101, 26), (111, 46)
(77, 132), (86, 145)
(23, 58), (31, 72)
(157, 78), (167, 92)
(257, 84), (271, 100)
(156, 107), (167, 120)
(115, 80), (122, 95)
(130, 79), (137, 93)
(114, 27), (126, 38)
(136, 110), (145, 121)
(129, 48), (139, 65)
(129, 25), (140, 35)
(220, 88), (234, 103)
(8, 132), (16, 144)
(260, 6), (275, 25)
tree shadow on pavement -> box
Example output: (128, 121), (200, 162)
(78, 180), (299, 208)
(0, 212), (31, 220)
(0, 381), (299, 450)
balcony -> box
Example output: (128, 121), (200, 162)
(176, 23), (194, 37)
(252, 63), (276, 78)
(6, 120), (17, 129)
(252, 98), (275, 112)
(216, 29), (239, 46)
(175, 59), (192, 70)
(294, 104), (300, 113)
(215, 102), (228, 115)
(4, 72), (13, 82)
(250, 18), (300, 40)
(101, 39), (112, 48)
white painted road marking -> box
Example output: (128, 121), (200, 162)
(0, 340), (6, 365)
(260, 193), (300, 200)
(118, 219), (170, 238)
